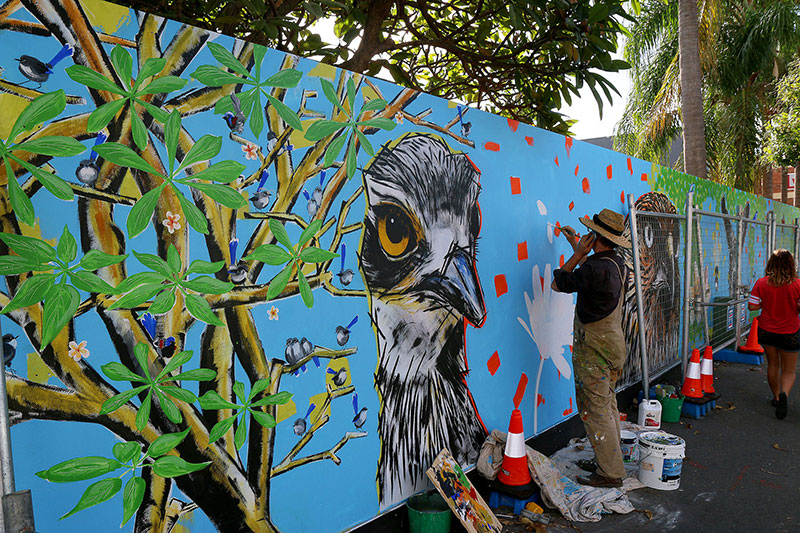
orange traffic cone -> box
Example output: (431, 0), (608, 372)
(738, 318), (765, 354)
(681, 349), (703, 399)
(497, 408), (531, 486)
(700, 346), (715, 394)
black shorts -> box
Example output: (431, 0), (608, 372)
(757, 327), (800, 352)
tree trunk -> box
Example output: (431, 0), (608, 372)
(765, 167), (773, 200)
(781, 167), (789, 204)
(794, 163), (799, 208)
(678, 0), (707, 179)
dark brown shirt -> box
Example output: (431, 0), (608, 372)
(553, 250), (625, 324)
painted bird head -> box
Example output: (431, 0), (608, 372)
(360, 133), (485, 332)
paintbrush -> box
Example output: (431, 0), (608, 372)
(547, 223), (579, 238)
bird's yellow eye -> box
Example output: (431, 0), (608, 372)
(377, 206), (416, 258)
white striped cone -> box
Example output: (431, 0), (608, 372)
(681, 349), (703, 398)
(497, 408), (531, 486)
(701, 346), (715, 394)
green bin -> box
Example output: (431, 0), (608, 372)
(658, 395), (685, 423)
(407, 491), (452, 533)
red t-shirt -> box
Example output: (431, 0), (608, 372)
(749, 277), (800, 333)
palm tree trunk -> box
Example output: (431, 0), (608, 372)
(678, 0), (707, 179)
(794, 163), (799, 208)
(781, 167), (789, 204)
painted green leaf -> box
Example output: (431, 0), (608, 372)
(207, 42), (251, 77)
(93, 143), (162, 177)
(98, 385), (149, 416)
(297, 219), (322, 247)
(319, 78), (346, 115)
(234, 416), (247, 449)
(133, 57), (167, 91)
(359, 98), (388, 114)
(132, 250), (172, 277)
(250, 390), (293, 407)
(187, 181), (246, 209)
(112, 441), (141, 464)
(346, 78), (356, 111)
(322, 132), (347, 167)
(155, 350), (194, 383)
(299, 246), (339, 263)
(109, 45), (133, 84)
(304, 119), (347, 141)
(297, 269), (313, 307)
(147, 428), (190, 458)
(264, 93), (303, 131)
(178, 135), (222, 172)
(153, 455), (211, 478)
(249, 90), (264, 139)
(232, 382), (246, 404)
(79, 250), (128, 271)
(66, 65), (124, 95)
(199, 390), (239, 410)
(56, 225), (77, 262)
(0, 256), (45, 276)
(243, 244), (292, 265)
(188, 160), (245, 183)
(185, 293), (224, 326)
(345, 143), (357, 178)
(166, 245), (181, 273)
(358, 117), (397, 131)
(113, 271), (167, 294)
(263, 69), (303, 88)
(41, 284), (80, 347)
(109, 282), (166, 310)
(167, 368), (216, 382)
(137, 76), (187, 96)
(266, 262), (293, 300)
(207, 415), (237, 443)
(267, 218), (293, 250)
(133, 343), (150, 376)
(175, 190), (209, 235)
(181, 275), (234, 295)
(87, 99), (126, 133)
(37, 456), (121, 483)
(165, 110), (180, 173)
(60, 477), (122, 519)
(354, 129), (374, 157)
(127, 183), (164, 238)
(8, 90), (68, 141)
(250, 410), (276, 429)
(154, 387), (182, 424)
(0, 273), (56, 314)
(135, 390), (153, 430)
(247, 377), (271, 401)
(13, 136), (86, 157)
(6, 170), (35, 226)
(16, 158), (74, 200)
(253, 45), (267, 77)
(137, 98), (169, 123)
(185, 259), (224, 276)
(101, 361), (145, 383)
(121, 476), (145, 527)
(160, 384), (197, 404)
(0, 232), (57, 262)
(190, 65), (245, 87)
(147, 289), (176, 315)
(69, 271), (116, 294)
(130, 111), (148, 151)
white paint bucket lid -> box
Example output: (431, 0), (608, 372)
(639, 431), (685, 451)
(620, 429), (637, 442)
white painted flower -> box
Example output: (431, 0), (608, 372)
(242, 143), (259, 160)
(162, 211), (181, 234)
(268, 305), (279, 320)
(537, 199), (547, 216)
(394, 112), (404, 124)
(68, 340), (90, 362)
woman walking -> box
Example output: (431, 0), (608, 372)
(748, 249), (800, 419)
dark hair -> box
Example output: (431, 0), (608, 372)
(595, 233), (616, 249)
(765, 249), (797, 286)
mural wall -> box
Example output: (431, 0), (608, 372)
(0, 0), (798, 531)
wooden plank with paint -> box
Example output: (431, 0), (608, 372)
(426, 448), (503, 533)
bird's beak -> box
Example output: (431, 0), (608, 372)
(420, 249), (486, 327)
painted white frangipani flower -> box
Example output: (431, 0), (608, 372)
(517, 263), (575, 432)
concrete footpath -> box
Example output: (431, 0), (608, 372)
(496, 358), (800, 532)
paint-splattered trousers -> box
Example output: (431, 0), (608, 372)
(573, 294), (627, 480)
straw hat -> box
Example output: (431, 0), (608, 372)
(579, 208), (631, 248)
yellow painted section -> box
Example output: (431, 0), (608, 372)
(276, 399), (297, 424)
(308, 392), (331, 423)
(361, 86), (380, 103)
(307, 63), (336, 80)
(19, 219), (56, 247)
(325, 360), (351, 389)
(27, 352), (55, 384)
(81, 0), (131, 34)
(118, 170), (141, 198)
(0, 94), (34, 141)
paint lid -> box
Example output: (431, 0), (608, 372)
(639, 431), (685, 447)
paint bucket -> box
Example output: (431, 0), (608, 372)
(620, 430), (638, 463)
(638, 399), (662, 429)
(637, 431), (686, 490)
(407, 491), (452, 533)
(658, 395), (685, 423)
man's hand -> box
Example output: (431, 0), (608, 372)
(561, 226), (580, 250)
(575, 232), (596, 257)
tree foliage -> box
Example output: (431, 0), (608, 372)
(765, 58), (800, 166)
(115, 0), (633, 133)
